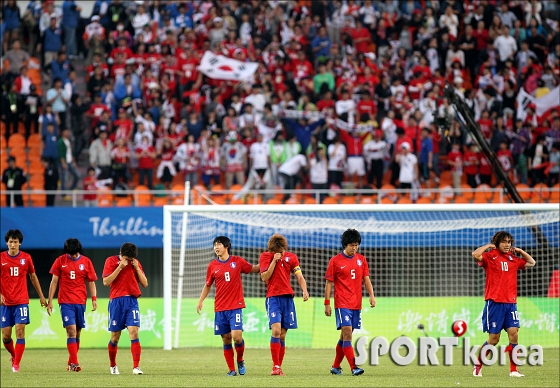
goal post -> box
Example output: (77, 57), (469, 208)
(162, 204), (559, 351)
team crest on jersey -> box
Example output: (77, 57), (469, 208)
(79, 264), (85, 271)
(230, 262), (237, 269)
(357, 260), (362, 266)
(508, 255), (513, 261)
(19, 259), (26, 265)
(285, 257), (290, 262)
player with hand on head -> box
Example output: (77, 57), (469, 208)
(102, 242), (148, 375)
(324, 229), (375, 376)
(197, 236), (260, 376)
(472, 231), (535, 378)
(260, 233), (309, 376)
(0, 229), (47, 373)
(46, 238), (98, 372)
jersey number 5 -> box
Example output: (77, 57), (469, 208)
(351, 269), (356, 279)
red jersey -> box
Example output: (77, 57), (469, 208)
(325, 252), (370, 310)
(49, 254), (98, 305)
(259, 251), (301, 298)
(83, 176), (97, 200)
(356, 100), (377, 117)
(0, 251), (35, 306)
(478, 118), (493, 140)
(205, 256), (253, 312)
(447, 149), (463, 172)
(463, 150), (479, 175)
(497, 149), (513, 172)
(478, 153), (493, 175)
(102, 255), (145, 300)
(478, 249), (526, 303)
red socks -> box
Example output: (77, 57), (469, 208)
(506, 343), (518, 372)
(108, 341), (118, 367)
(67, 338), (78, 365)
(270, 337), (281, 366)
(342, 341), (356, 369)
(333, 340), (344, 368)
(223, 344), (235, 371)
(131, 339), (141, 369)
(279, 341), (286, 366)
(3, 338), (15, 358)
(234, 339), (245, 362)
(14, 338), (25, 366)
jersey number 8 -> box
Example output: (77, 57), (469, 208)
(224, 272), (230, 282)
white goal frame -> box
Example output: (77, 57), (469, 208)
(162, 203), (558, 350)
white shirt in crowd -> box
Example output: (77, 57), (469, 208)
(363, 139), (388, 162)
(309, 156), (328, 184)
(335, 98), (356, 124)
(494, 34), (518, 62)
(398, 152), (418, 184)
(249, 141), (270, 170)
(278, 154), (307, 176)
(327, 143), (347, 171)
(244, 92), (266, 114)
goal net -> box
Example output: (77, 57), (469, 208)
(163, 204), (559, 350)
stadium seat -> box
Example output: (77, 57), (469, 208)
(458, 184), (474, 200)
(453, 196), (471, 204)
(153, 196), (170, 206)
(322, 197), (339, 204)
(475, 184), (496, 202)
(516, 183), (532, 202)
(134, 185), (152, 206)
(340, 196), (358, 204)
(115, 197), (133, 207)
(228, 184), (243, 201)
(381, 197), (394, 204)
(303, 197), (318, 204)
(229, 198), (245, 205)
(360, 195), (376, 204)
(29, 191), (46, 207)
(532, 183), (550, 203)
(26, 133), (41, 150)
(396, 196), (412, 204)
(415, 197), (433, 204)
(97, 187), (113, 207)
(7, 133), (25, 149)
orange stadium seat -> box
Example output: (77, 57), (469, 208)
(134, 185), (151, 206)
(115, 197), (133, 207)
(229, 198), (245, 205)
(340, 196), (358, 204)
(516, 183), (531, 202)
(532, 183), (551, 203)
(415, 197), (433, 204)
(396, 196), (412, 204)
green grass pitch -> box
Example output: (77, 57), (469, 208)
(1, 348), (558, 387)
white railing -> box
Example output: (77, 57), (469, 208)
(1, 186), (558, 207)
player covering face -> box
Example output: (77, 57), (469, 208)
(324, 229), (375, 376)
(471, 231), (536, 378)
(197, 236), (259, 376)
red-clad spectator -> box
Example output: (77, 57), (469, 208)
(157, 138), (176, 189)
(478, 110), (494, 142)
(113, 108), (134, 142)
(447, 143), (463, 189)
(135, 136), (157, 189)
(496, 141), (514, 178)
(463, 143), (480, 188)
(478, 152), (493, 186)
(83, 167), (98, 207)
(110, 138), (130, 188)
(85, 94), (111, 129)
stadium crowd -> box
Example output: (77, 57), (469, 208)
(1, 0), (560, 206)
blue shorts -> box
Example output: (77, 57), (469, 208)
(1, 304), (30, 328)
(59, 304), (86, 329)
(335, 308), (362, 330)
(266, 295), (297, 329)
(481, 300), (520, 334)
(214, 309), (243, 335)
(108, 296), (140, 332)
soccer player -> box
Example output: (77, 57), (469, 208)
(102, 242), (148, 375)
(324, 229), (376, 376)
(196, 236), (260, 376)
(0, 229), (47, 372)
(260, 233), (309, 376)
(472, 231), (535, 378)
(46, 238), (98, 371)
